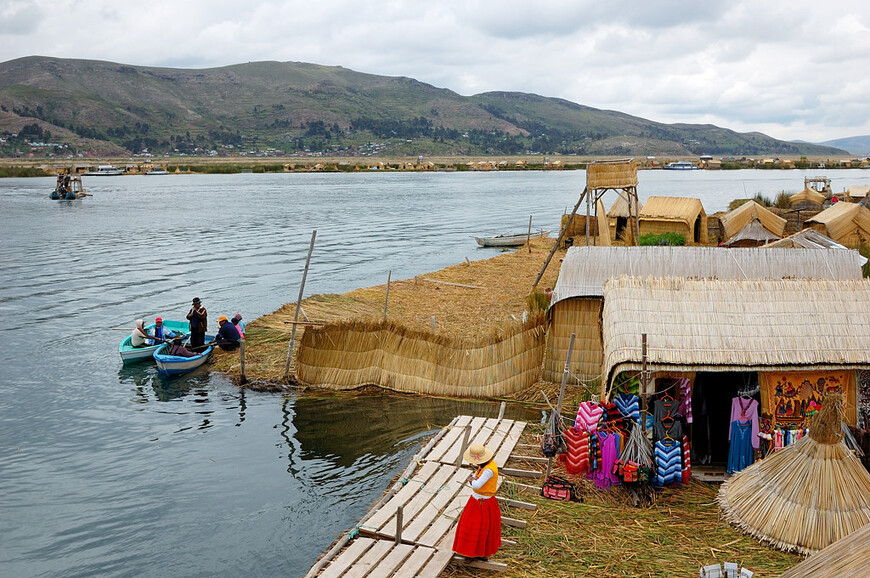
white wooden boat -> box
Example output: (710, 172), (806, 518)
(84, 165), (123, 176)
(474, 230), (550, 247)
(153, 338), (214, 377)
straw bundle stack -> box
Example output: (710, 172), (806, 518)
(586, 159), (638, 189)
(295, 312), (547, 398)
(717, 395), (870, 555)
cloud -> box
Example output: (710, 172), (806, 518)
(1, 0), (869, 142)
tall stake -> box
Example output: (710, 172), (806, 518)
(532, 187), (587, 289)
(284, 230), (317, 378)
(383, 270), (391, 320)
(546, 333), (575, 478)
(527, 214), (533, 253)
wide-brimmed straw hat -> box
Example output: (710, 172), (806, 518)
(463, 444), (494, 465)
(718, 394), (870, 555)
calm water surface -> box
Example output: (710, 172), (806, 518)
(2, 169), (869, 576)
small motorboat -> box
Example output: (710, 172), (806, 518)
(662, 161), (698, 170)
(118, 320), (190, 364)
(474, 230), (550, 248)
(153, 338), (215, 377)
(84, 165), (123, 176)
(50, 175), (88, 199)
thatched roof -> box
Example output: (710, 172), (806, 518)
(586, 159), (637, 189)
(848, 185), (870, 201)
(779, 521), (870, 576)
(790, 187), (826, 206)
(607, 191), (640, 218)
(550, 246), (865, 303)
(805, 202), (870, 245)
(601, 276), (870, 385)
(764, 228), (849, 250)
(718, 395), (870, 555)
(721, 217), (781, 247)
(720, 200), (787, 239)
(639, 196), (705, 224)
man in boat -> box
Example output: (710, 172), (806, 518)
(213, 315), (241, 351)
(146, 317), (177, 345)
(186, 297), (207, 348)
(168, 336), (197, 357)
(130, 319), (150, 348)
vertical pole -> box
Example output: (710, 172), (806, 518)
(395, 506), (403, 545)
(456, 425), (471, 467)
(546, 333), (575, 478)
(383, 270), (391, 320)
(641, 333), (648, 432)
(585, 186), (591, 246)
(527, 214), (533, 253)
(532, 187), (587, 289)
(284, 230), (317, 378)
(498, 401), (506, 421)
(239, 339), (247, 385)
(430, 316), (435, 332)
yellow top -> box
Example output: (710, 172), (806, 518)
(474, 461), (498, 497)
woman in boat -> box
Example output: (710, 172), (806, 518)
(168, 336), (197, 357)
(130, 319), (149, 348)
(452, 444), (501, 560)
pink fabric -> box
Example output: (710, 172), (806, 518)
(730, 397), (760, 449)
(575, 401), (604, 433)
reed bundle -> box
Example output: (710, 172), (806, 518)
(717, 394), (870, 555)
(585, 159), (638, 189)
(295, 312), (547, 398)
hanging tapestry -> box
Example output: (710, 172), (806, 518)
(760, 371), (856, 428)
(858, 370), (870, 430)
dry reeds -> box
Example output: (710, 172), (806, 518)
(805, 202), (870, 248)
(717, 394), (870, 555)
(719, 200), (787, 240)
(586, 159), (638, 189)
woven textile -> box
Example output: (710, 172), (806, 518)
(654, 439), (682, 486)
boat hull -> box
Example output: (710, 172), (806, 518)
(153, 340), (214, 376)
(118, 320), (190, 364)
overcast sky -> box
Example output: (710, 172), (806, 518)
(2, 0), (868, 142)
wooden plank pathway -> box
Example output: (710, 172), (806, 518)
(308, 414), (528, 577)
(420, 416), (526, 468)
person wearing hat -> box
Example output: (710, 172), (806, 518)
(186, 298), (207, 348)
(452, 443), (501, 560)
(230, 312), (245, 340)
(130, 319), (150, 348)
(168, 336), (197, 357)
(146, 317), (177, 345)
(213, 315), (241, 351)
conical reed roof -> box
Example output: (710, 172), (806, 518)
(717, 395), (870, 555)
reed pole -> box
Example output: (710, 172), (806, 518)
(546, 333), (575, 478)
(456, 425), (471, 467)
(284, 230), (317, 378)
(641, 333), (648, 431)
(527, 214), (533, 253)
(383, 270), (391, 320)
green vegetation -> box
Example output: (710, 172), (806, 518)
(858, 240), (870, 278)
(639, 232), (686, 246)
(526, 289), (550, 312)
(0, 165), (51, 177)
(774, 191), (792, 209)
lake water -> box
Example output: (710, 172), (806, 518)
(2, 168), (869, 577)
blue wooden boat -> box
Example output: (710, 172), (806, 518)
(118, 320), (189, 364)
(153, 338), (214, 377)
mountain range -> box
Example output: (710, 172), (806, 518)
(0, 56), (850, 158)
(817, 136), (870, 156)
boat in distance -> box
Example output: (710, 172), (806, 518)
(474, 230), (550, 247)
(153, 339), (214, 377)
(84, 165), (123, 176)
(49, 175), (88, 199)
(118, 319), (190, 364)
(663, 161), (699, 170)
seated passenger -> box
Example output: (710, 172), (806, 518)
(213, 315), (241, 351)
(130, 319), (149, 348)
(168, 336), (197, 357)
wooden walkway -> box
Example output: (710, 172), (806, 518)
(307, 413), (529, 577)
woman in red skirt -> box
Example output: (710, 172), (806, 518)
(453, 444), (501, 559)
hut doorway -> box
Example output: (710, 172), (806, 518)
(615, 216), (628, 241)
(694, 215), (702, 243)
(692, 371), (759, 467)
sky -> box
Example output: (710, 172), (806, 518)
(1, 0), (868, 143)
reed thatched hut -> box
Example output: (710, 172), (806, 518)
(542, 246), (867, 384)
(718, 395), (870, 555)
(600, 276), (870, 466)
(719, 200), (786, 242)
(638, 196), (708, 245)
(790, 187), (826, 211)
(804, 202), (870, 248)
(607, 192), (640, 243)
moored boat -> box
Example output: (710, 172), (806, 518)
(84, 165), (123, 176)
(663, 161), (698, 170)
(118, 319), (189, 364)
(474, 230), (550, 247)
(145, 166), (169, 175)
(153, 339), (214, 377)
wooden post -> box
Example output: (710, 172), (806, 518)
(283, 230), (317, 378)
(498, 401), (506, 421)
(431, 316), (435, 332)
(395, 506), (403, 545)
(456, 425), (471, 467)
(532, 187), (587, 289)
(546, 333), (575, 478)
(383, 270), (391, 320)
(527, 214), (533, 253)
(585, 186), (591, 246)
(641, 333), (648, 431)
(239, 339), (247, 385)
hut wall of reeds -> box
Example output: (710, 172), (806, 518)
(719, 200), (787, 240)
(586, 159), (638, 189)
(804, 202), (870, 248)
(541, 297), (602, 383)
(295, 315), (546, 398)
(607, 192), (639, 243)
(638, 196), (708, 244)
(600, 276), (870, 398)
